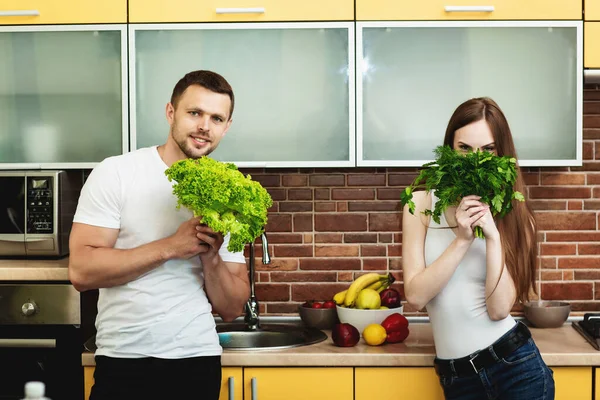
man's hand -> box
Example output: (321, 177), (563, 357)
(195, 222), (225, 267)
(167, 217), (211, 260)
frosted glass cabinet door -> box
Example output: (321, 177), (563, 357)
(358, 21), (582, 167)
(0, 26), (127, 168)
(131, 23), (354, 167)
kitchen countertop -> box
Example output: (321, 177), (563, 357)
(0, 257), (69, 281)
(81, 321), (600, 367)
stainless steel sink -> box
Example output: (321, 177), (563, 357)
(217, 323), (327, 351)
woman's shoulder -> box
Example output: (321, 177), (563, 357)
(409, 190), (433, 213)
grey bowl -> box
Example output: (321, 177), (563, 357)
(298, 305), (338, 330)
(523, 301), (571, 328)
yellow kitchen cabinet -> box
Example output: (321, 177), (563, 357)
(220, 367), (243, 400)
(84, 366), (94, 400)
(0, 0), (126, 24)
(356, 0), (581, 21)
(585, 0), (600, 20)
(355, 367), (444, 400)
(551, 367), (592, 400)
(243, 367), (353, 400)
(585, 23), (600, 68)
(129, 0), (353, 23)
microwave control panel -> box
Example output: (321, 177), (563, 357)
(26, 176), (54, 234)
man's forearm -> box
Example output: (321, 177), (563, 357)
(203, 257), (250, 322)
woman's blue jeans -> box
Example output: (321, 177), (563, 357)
(435, 338), (555, 400)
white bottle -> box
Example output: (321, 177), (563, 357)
(22, 382), (51, 400)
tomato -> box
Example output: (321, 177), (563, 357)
(311, 302), (323, 309)
(322, 300), (336, 309)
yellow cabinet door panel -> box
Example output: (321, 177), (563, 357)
(357, 0), (581, 21)
(585, 23), (600, 68)
(0, 0), (126, 24)
(585, 0), (600, 20)
(551, 367), (592, 400)
(129, 0), (353, 23)
(220, 367), (243, 400)
(84, 367), (94, 400)
(243, 367), (353, 400)
(595, 368), (600, 399)
(355, 367), (444, 400)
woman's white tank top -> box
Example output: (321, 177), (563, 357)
(424, 191), (516, 359)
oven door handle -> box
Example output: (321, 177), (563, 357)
(0, 338), (56, 348)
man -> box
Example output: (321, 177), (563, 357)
(69, 70), (250, 400)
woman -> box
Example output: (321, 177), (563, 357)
(402, 97), (554, 400)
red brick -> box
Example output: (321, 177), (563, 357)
(529, 187), (591, 199)
(363, 258), (388, 270)
(594, 187), (600, 198)
(540, 270), (562, 280)
(528, 200), (566, 210)
(273, 245), (313, 258)
(541, 282), (593, 300)
(292, 284), (349, 302)
(315, 202), (336, 212)
(266, 303), (300, 314)
(270, 272), (336, 282)
(563, 270), (574, 280)
(266, 233), (303, 244)
(299, 258), (361, 270)
(369, 213), (402, 231)
(539, 257), (557, 269)
(568, 302), (600, 312)
(584, 90), (600, 101)
(268, 203), (279, 212)
(540, 243), (576, 256)
(579, 244), (600, 255)
(589, 174), (600, 185)
(361, 245), (387, 257)
(282, 175), (307, 187)
(293, 215), (313, 232)
(309, 175), (345, 186)
(279, 202), (313, 212)
(568, 201), (583, 210)
(315, 245), (359, 257)
(255, 284), (290, 301)
(288, 189), (312, 200)
(315, 233), (343, 243)
(584, 102), (600, 114)
(332, 189), (375, 200)
(347, 174), (386, 186)
(393, 233), (402, 243)
(571, 162), (600, 172)
(348, 202), (400, 212)
(337, 202), (348, 212)
(584, 129), (600, 140)
(389, 258), (403, 270)
(584, 115), (600, 128)
(388, 174), (419, 186)
(540, 173), (586, 185)
(255, 258), (298, 271)
(345, 233), (378, 243)
(266, 214), (292, 231)
(253, 175), (280, 187)
(574, 270), (600, 280)
(304, 233), (313, 243)
(558, 257), (600, 269)
(535, 212), (596, 230)
(377, 188), (402, 200)
(583, 141), (593, 160)
(379, 233), (394, 243)
(584, 200), (600, 210)
(314, 188), (330, 200)
(338, 271), (354, 281)
(315, 214), (367, 232)
(522, 172), (539, 185)
(267, 188), (286, 201)
(547, 231), (600, 241)
(388, 244), (402, 257)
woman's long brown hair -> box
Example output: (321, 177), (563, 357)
(443, 97), (538, 303)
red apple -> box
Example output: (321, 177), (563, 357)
(322, 300), (336, 309)
(331, 323), (360, 347)
(380, 288), (402, 309)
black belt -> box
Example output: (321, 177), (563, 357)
(434, 322), (531, 378)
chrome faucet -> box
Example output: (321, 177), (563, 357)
(244, 233), (270, 330)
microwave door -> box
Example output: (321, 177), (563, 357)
(0, 177), (26, 255)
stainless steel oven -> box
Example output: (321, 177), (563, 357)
(0, 171), (82, 258)
(0, 284), (83, 400)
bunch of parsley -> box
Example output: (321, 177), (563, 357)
(165, 157), (273, 252)
(400, 145), (524, 239)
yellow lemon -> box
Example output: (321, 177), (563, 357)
(355, 288), (381, 309)
(363, 324), (387, 346)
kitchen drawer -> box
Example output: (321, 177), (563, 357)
(585, 0), (600, 20)
(356, 0), (581, 21)
(355, 368), (444, 400)
(129, 0), (353, 23)
(0, 0), (126, 24)
(585, 22), (600, 68)
(220, 367), (243, 400)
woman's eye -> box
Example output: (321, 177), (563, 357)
(459, 144), (470, 150)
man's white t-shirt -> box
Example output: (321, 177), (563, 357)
(73, 146), (246, 359)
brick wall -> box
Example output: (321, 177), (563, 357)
(243, 84), (600, 316)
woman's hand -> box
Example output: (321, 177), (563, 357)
(455, 195), (490, 241)
(471, 204), (500, 240)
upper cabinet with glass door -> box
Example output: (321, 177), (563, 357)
(0, 25), (128, 169)
(358, 21), (582, 167)
(0, 0), (125, 24)
(129, 0), (353, 23)
(356, 0), (581, 20)
(131, 23), (354, 167)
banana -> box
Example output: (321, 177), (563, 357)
(333, 289), (347, 305)
(344, 272), (382, 307)
(336, 273), (396, 306)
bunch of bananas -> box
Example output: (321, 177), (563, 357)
(333, 273), (396, 308)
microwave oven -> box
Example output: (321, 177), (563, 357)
(0, 171), (82, 258)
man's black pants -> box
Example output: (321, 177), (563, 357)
(90, 355), (221, 400)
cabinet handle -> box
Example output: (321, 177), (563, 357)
(228, 377), (234, 400)
(444, 5), (494, 12)
(215, 7), (265, 14)
(0, 10), (40, 17)
(251, 377), (257, 400)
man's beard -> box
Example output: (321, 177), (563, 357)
(173, 129), (213, 159)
